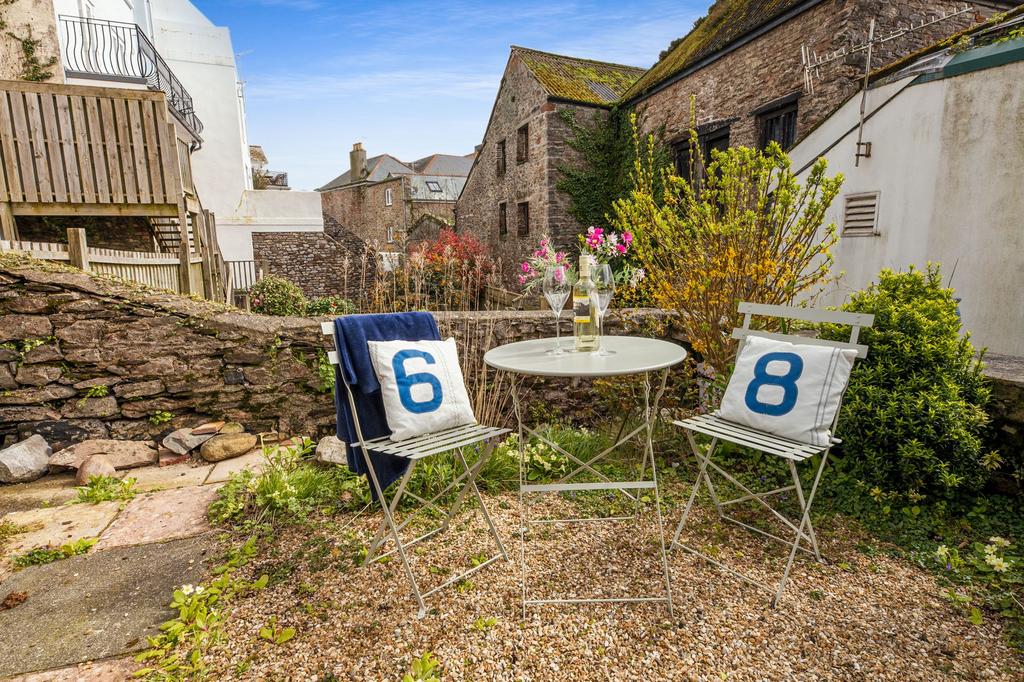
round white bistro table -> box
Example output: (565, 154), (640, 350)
(484, 336), (686, 616)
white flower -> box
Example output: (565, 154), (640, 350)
(984, 543), (997, 556)
(935, 545), (949, 560)
(985, 554), (1010, 572)
(180, 584), (196, 595)
(989, 536), (1011, 549)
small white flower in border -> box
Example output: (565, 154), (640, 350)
(989, 536), (1011, 549)
(180, 584), (195, 595)
(935, 545), (949, 560)
(985, 554), (1010, 572)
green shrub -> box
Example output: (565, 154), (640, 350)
(304, 295), (356, 317)
(209, 438), (370, 525)
(74, 475), (137, 504)
(250, 275), (308, 316)
(823, 264), (991, 501)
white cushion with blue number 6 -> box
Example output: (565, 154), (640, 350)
(717, 335), (857, 447)
(367, 338), (477, 442)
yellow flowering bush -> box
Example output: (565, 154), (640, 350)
(610, 114), (843, 375)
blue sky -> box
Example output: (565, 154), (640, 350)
(193, 0), (707, 190)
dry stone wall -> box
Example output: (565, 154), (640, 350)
(0, 259), (683, 450)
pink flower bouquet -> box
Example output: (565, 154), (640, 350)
(580, 226), (646, 287)
(518, 236), (574, 292)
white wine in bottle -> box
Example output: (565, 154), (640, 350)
(573, 255), (599, 352)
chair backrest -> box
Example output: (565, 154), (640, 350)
(321, 320), (340, 365)
(733, 302), (874, 358)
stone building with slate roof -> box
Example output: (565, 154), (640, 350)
(317, 144), (474, 253)
(624, 0), (1013, 173)
(455, 47), (645, 274)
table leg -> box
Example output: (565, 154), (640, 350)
(513, 367), (675, 616)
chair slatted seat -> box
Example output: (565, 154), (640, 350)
(360, 423), (510, 459)
(674, 413), (830, 462)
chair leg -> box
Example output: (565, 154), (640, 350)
(365, 461), (417, 564)
(362, 451), (427, 618)
(455, 442), (509, 560)
(671, 432), (719, 549)
(693, 434), (725, 518)
(787, 458), (821, 562)
(773, 451), (830, 608)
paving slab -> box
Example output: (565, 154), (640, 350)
(0, 534), (218, 678)
(6, 656), (138, 681)
(0, 473), (78, 516)
(2, 502), (120, 561)
(118, 462), (212, 492)
(94, 485), (219, 551)
(204, 448), (264, 484)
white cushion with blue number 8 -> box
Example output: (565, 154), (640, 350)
(717, 335), (857, 447)
(368, 338), (477, 442)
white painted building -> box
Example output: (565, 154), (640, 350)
(51, 0), (322, 262)
(790, 33), (1024, 356)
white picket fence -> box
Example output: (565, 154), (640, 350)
(1, 239), (187, 293)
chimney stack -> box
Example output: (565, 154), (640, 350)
(350, 142), (367, 182)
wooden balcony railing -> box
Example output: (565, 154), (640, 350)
(0, 80), (187, 210)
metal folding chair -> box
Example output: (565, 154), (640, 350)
(669, 303), (873, 606)
(322, 321), (510, 617)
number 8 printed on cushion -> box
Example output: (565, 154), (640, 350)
(718, 335), (858, 447)
(368, 338), (477, 441)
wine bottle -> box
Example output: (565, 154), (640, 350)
(573, 255), (599, 352)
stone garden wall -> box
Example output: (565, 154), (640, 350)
(0, 257), (1020, 490)
(0, 259), (682, 450)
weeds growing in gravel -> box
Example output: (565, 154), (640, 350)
(209, 439), (370, 526)
(258, 616), (296, 645)
(403, 652), (441, 682)
(13, 537), (96, 568)
(134, 537), (268, 679)
(74, 475), (137, 504)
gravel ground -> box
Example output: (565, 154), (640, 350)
(195, 492), (1023, 681)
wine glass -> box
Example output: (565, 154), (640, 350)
(543, 265), (571, 355)
(590, 263), (615, 356)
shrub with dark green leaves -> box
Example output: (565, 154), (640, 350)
(250, 275), (308, 316)
(305, 295), (356, 317)
(823, 264), (991, 501)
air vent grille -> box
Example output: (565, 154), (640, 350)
(843, 192), (880, 235)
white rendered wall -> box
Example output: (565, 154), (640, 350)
(790, 62), (1024, 355)
(216, 190), (325, 261)
(148, 0), (252, 218)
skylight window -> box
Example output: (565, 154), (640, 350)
(426, 180), (443, 192)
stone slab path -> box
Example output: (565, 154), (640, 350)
(94, 485), (220, 551)
(0, 535), (218, 678)
(0, 449), (264, 679)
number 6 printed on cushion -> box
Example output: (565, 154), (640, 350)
(669, 302), (873, 606)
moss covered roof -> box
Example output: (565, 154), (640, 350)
(512, 46), (646, 106)
(623, 0), (811, 100)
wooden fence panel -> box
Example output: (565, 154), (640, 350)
(0, 81), (186, 208)
(0, 240), (70, 261)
